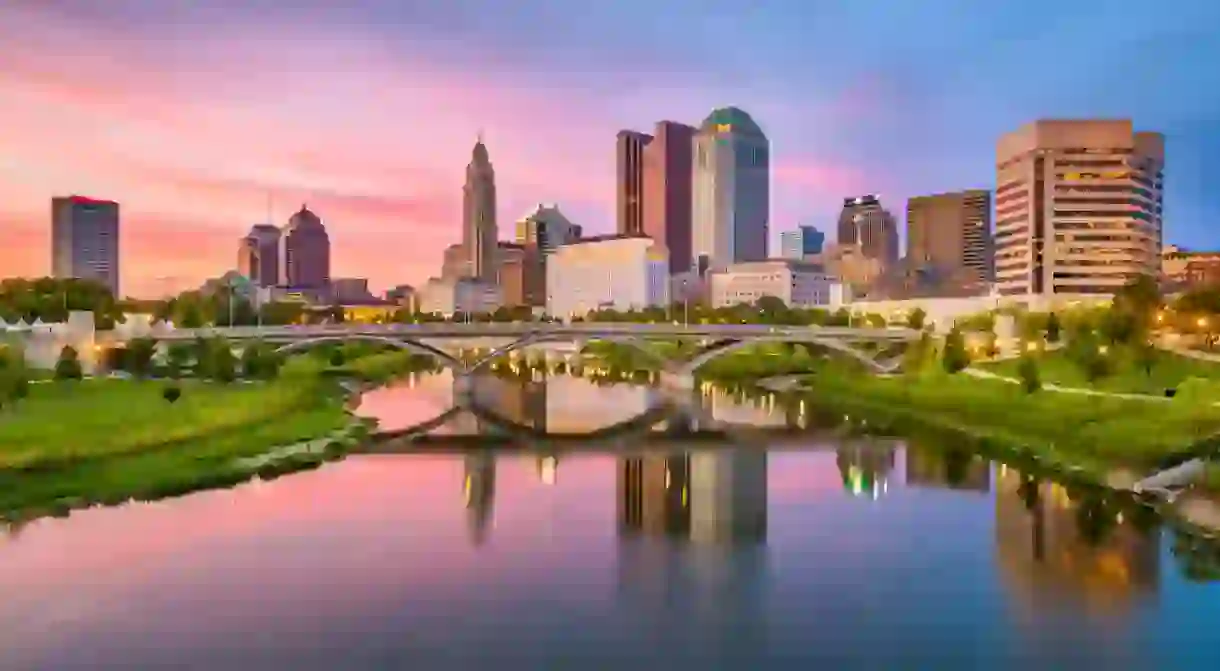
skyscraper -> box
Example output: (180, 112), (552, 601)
(616, 130), (653, 236)
(779, 225), (826, 260)
(836, 195), (898, 266)
(463, 137), (499, 282)
(51, 196), (120, 296)
(237, 223), (281, 287)
(642, 121), (696, 274)
(281, 205), (330, 289)
(691, 107), (770, 273)
(906, 190), (992, 285)
(994, 119), (1164, 296)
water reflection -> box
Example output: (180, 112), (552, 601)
(463, 453), (496, 544)
(837, 441), (895, 499)
(6, 372), (1220, 669)
(906, 439), (991, 492)
(619, 451), (768, 543)
(994, 465), (1160, 615)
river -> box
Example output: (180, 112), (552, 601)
(2, 370), (1220, 669)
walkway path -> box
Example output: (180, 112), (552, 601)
(962, 367), (1175, 403)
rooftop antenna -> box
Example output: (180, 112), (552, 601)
(266, 191), (273, 225)
(477, 128), (485, 144)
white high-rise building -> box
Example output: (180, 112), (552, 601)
(691, 107), (770, 275)
(546, 235), (669, 319)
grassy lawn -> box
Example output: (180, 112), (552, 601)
(980, 349), (1220, 397)
(797, 363), (1220, 477)
(0, 378), (348, 470)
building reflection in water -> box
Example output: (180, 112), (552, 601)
(463, 452), (496, 545)
(836, 442), (896, 499)
(994, 465), (1160, 616)
(904, 439), (990, 492)
(618, 450), (767, 544)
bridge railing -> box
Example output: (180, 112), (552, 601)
(122, 322), (921, 341)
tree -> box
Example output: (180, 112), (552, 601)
(906, 307), (927, 330)
(942, 327), (970, 374)
(1045, 312), (1061, 343)
(1018, 355), (1041, 393)
(329, 349), (346, 367)
(210, 343), (237, 383)
(0, 346), (31, 406)
(54, 345), (84, 381)
(126, 337), (157, 378)
(1133, 342), (1158, 376)
(166, 343), (192, 378)
(102, 346), (128, 373)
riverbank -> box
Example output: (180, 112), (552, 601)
(0, 347), (430, 522)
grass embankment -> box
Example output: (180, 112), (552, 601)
(0, 347), (430, 521)
(586, 339), (1220, 481)
(981, 348), (1220, 399)
(792, 362), (1220, 479)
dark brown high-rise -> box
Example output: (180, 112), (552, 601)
(837, 195), (898, 266)
(282, 205), (330, 289)
(906, 190), (993, 284)
(642, 121), (696, 274)
(616, 130), (653, 236)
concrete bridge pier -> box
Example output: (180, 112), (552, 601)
(453, 372), (476, 402)
(658, 369), (697, 392)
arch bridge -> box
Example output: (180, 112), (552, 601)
(118, 323), (920, 385)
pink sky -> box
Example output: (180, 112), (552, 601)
(0, 3), (871, 297)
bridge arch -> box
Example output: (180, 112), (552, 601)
(680, 335), (904, 375)
(273, 335), (462, 369)
(467, 332), (666, 372)
(374, 398), (683, 446)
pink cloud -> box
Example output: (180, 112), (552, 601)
(0, 4), (877, 295)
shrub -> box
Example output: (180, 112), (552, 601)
(1018, 355), (1041, 394)
(103, 346), (129, 373)
(907, 308), (927, 330)
(942, 327), (970, 374)
(211, 346), (237, 383)
(126, 337), (157, 378)
(1046, 312), (1061, 343)
(162, 384), (182, 403)
(166, 343), (192, 378)
(329, 349), (346, 367)
(54, 345), (84, 381)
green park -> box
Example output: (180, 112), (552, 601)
(6, 275), (1220, 525)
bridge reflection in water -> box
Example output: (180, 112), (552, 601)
(360, 371), (1168, 613)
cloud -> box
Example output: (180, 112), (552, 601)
(0, 1), (887, 293)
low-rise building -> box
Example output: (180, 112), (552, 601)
(419, 277), (503, 317)
(546, 234), (669, 319)
(709, 260), (838, 308)
(1162, 245), (1220, 291)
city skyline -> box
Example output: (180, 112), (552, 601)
(2, 1), (1219, 296)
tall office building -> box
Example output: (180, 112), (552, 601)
(51, 196), (121, 296)
(836, 195), (898, 266)
(691, 107), (770, 273)
(642, 121), (696, 274)
(616, 130), (653, 236)
(463, 137), (499, 282)
(237, 224), (281, 287)
(906, 190), (992, 284)
(515, 203), (582, 307)
(281, 205), (330, 289)
(994, 119), (1164, 296)
(779, 225), (826, 260)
